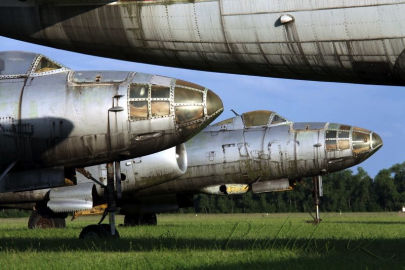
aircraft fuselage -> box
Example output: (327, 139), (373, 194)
(1, 0), (405, 85)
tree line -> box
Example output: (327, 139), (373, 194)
(190, 162), (405, 213)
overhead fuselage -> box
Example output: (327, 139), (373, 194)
(0, 0), (404, 85)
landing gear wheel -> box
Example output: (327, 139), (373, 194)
(143, 213), (157, 226)
(79, 224), (120, 239)
(28, 211), (66, 229)
(124, 215), (139, 226)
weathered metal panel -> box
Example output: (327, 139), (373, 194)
(1, 1), (405, 84)
(0, 51), (223, 179)
(72, 71), (130, 83)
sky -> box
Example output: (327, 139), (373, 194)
(1, 36), (404, 177)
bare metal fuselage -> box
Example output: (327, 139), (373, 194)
(0, 51), (223, 193)
(0, 0), (404, 85)
(0, 111), (382, 214)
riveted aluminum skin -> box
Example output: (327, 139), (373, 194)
(0, 110), (382, 211)
(0, 51), (223, 193)
(0, 0), (405, 85)
(131, 111), (382, 198)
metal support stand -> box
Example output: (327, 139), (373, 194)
(115, 161), (122, 200)
(106, 162), (117, 236)
(312, 175), (323, 224)
(80, 161), (122, 239)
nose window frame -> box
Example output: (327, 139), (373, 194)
(325, 124), (353, 152)
(128, 83), (173, 121)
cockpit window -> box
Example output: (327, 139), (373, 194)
(34, 57), (62, 73)
(271, 114), (287, 125)
(242, 110), (272, 127)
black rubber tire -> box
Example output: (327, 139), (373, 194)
(79, 224), (120, 239)
(28, 211), (66, 229)
(124, 214), (140, 226)
(143, 213), (157, 226)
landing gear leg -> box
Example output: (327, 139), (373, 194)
(79, 162), (121, 239)
(311, 175), (323, 224)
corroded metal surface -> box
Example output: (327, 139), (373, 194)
(132, 110), (382, 198)
(0, 0), (405, 85)
(0, 51), (223, 192)
(0, 110), (382, 212)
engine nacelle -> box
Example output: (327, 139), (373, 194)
(121, 143), (188, 192)
(76, 144), (188, 196)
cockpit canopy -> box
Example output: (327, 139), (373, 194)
(212, 110), (288, 130)
(241, 110), (287, 127)
(0, 51), (67, 78)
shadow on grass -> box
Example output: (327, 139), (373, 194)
(186, 255), (402, 270)
(0, 236), (404, 256)
(1, 235), (403, 269)
(325, 221), (405, 225)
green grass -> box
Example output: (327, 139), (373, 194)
(0, 212), (404, 269)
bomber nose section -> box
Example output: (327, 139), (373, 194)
(351, 127), (383, 161)
(174, 80), (223, 139)
(325, 124), (383, 172)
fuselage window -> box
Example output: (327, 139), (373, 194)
(129, 101), (148, 119)
(151, 85), (170, 98)
(130, 84), (148, 99)
(326, 127), (350, 151)
(151, 101), (170, 117)
(128, 83), (172, 121)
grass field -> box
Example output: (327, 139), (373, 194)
(0, 212), (404, 269)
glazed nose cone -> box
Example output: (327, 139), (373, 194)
(325, 124), (383, 172)
(351, 128), (383, 161)
(371, 132), (383, 151)
(206, 90), (223, 116)
(174, 80), (223, 139)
